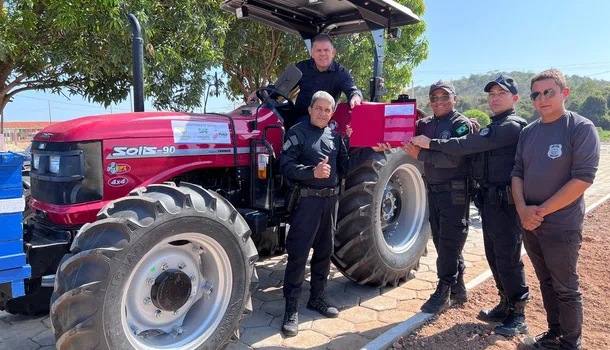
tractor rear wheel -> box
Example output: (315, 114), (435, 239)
(50, 183), (258, 350)
(332, 148), (430, 287)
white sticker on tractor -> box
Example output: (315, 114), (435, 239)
(171, 120), (231, 144)
(384, 104), (415, 116)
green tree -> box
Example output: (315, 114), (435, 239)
(0, 0), (229, 119)
(222, 20), (307, 102)
(455, 99), (473, 113)
(463, 109), (491, 128)
(579, 91), (607, 125)
(221, 0), (429, 103)
(599, 115), (610, 130)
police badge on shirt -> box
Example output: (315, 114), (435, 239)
(548, 144), (562, 159)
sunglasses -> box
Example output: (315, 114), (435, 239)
(429, 94), (452, 103)
(530, 88), (556, 101)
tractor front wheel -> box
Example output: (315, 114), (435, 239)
(50, 183), (258, 350)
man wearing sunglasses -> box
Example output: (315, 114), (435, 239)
(402, 80), (472, 314)
(511, 69), (600, 350)
(410, 75), (530, 336)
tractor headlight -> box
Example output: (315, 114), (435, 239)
(49, 156), (60, 173)
(33, 154), (40, 169)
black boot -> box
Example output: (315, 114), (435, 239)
(478, 291), (509, 322)
(494, 300), (528, 336)
(420, 282), (451, 314)
(307, 291), (339, 318)
(450, 270), (468, 304)
(282, 297), (300, 337)
(532, 328), (562, 349)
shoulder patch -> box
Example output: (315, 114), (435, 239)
(283, 135), (300, 151)
(456, 124), (469, 136)
(479, 127), (490, 137)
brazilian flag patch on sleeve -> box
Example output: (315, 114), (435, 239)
(456, 124), (469, 136)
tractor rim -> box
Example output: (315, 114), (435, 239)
(381, 163), (427, 253)
(121, 233), (233, 349)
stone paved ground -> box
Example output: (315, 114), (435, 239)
(1, 145), (608, 350)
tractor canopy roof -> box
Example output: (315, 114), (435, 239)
(220, 0), (420, 38)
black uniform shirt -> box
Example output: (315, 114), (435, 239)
(416, 110), (472, 184)
(280, 119), (350, 189)
(292, 59), (362, 117)
(428, 108), (527, 186)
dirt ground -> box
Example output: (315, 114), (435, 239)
(390, 201), (610, 350)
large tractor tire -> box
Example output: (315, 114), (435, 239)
(332, 147), (431, 287)
(50, 183), (258, 350)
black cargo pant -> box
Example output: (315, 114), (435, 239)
(283, 195), (338, 298)
(427, 190), (470, 285)
(480, 189), (529, 303)
(523, 226), (582, 350)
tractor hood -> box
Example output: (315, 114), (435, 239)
(32, 111), (252, 143)
(221, 0), (420, 38)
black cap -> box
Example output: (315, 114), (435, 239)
(484, 75), (518, 94)
(429, 80), (456, 95)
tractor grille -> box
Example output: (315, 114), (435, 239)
(30, 141), (103, 205)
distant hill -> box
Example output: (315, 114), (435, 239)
(412, 71), (610, 127)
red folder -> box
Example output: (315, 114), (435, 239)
(331, 102), (417, 147)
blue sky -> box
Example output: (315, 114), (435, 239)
(5, 0), (610, 122)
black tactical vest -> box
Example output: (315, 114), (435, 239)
(472, 115), (527, 187)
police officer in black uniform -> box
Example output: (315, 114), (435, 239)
(278, 91), (353, 337)
(402, 80), (472, 314)
(411, 75), (529, 335)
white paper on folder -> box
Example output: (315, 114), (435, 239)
(384, 104), (415, 116)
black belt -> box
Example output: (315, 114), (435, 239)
(300, 186), (340, 198)
(427, 179), (468, 194)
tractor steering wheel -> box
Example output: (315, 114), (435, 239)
(256, 86), (295, 108)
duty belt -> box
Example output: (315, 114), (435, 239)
(300, 186), (340, 198)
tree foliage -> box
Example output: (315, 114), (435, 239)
(463, 109), (491, 128)
(221, 0), (429, 103)
(580, 92), (607, 125)
(0, 0), (229, 118)
(221, 20), (307, 102)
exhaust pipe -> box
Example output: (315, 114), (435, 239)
(128, 14), (145, 112)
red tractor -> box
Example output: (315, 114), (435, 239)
(4, 0), (431, 349)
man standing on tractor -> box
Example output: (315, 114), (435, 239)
(278, 91), (353, 337)
(248, 34), (363, 129)
(402, 80), (472, 314)
(410, 75), (530, 336)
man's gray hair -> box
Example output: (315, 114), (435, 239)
(310, 91), (336, 110)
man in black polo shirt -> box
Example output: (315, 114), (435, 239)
(512, 69), (600, 350)
(402, 80), (472, 314)
(247, 34), (362, 129)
